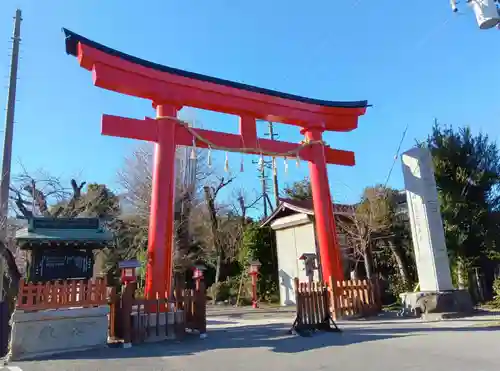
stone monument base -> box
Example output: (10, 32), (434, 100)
(399, 290), (474, 320)
(8, 305), (109, 361)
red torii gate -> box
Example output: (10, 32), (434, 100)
(63, 29), (368, 299)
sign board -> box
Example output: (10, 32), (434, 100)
(28, 248), (94, 282)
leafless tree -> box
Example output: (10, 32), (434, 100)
(7, 165), (97, 220)
(203, 176), (235, 286)
(337, 186), (412, 285)
(337, 208), (374, 278)
(231, 188), (262, 222)
(336, 187), (393, 279)
(117, 146), (153, 222)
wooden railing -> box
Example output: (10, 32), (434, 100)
(331, 278), (381, 319)
(108, 280), (206, 344)
(293, 277), (381, 324)
(292, 278), (337, 333)
(175, 282), (207, 335)
(17, 278), (108, 311)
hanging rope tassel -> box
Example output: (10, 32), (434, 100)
(207, 146), (212, 168)
(284, 157), (289, 174)
(224, 152), (230, 172)
(190, 137), (197, 160)
(240, 156), (244, 172)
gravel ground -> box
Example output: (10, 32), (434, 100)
(3, 311), (500, 371)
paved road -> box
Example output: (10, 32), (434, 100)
(4, 312), (500, 371)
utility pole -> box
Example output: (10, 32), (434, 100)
(0, 9), (22, 241)
(266, 122), (280, 208)
(251, 121), (281, 218)
(252, 156), (272, 218)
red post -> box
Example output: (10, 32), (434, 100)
(121, 282), (137, 346)
(248, 261), (261, 309)
(195, 279), (207, 337)
(302, 126), (344, 283)
(144, 104), (178, 300)
(251, 273), (258, 308)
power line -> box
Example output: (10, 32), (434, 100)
(383, 124), (408, 188)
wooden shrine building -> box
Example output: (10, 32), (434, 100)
(261, 198), (353, 306)
(15, 218), (113, 282)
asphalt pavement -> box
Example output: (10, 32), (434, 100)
(4, 311), (500, 371)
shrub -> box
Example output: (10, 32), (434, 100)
(387, 274), (412, 303)
(493, 277), (500, 300)
(208, 281), (231, 302)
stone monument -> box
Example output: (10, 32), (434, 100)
(400, 147), (473, 318)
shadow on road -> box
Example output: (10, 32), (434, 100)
(22, 318), (500, 362)
(206, 319), (237, 325)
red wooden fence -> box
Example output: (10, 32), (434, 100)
(17, 278), (108, 311)
(108, 280), (206, 344)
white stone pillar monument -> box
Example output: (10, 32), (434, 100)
(401, 147), (453, 292)
(400, 147), (473, 318)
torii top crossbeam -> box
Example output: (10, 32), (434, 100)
(62, 28), (369, 299)
(63, 29), (367, 131)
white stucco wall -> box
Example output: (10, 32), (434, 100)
(271, 212), (350, 306)
(272, 214), (318, 306)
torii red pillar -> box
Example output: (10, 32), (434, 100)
(144, 104), (178, 298)
(62, 28), (368, 298)
(302, 125), (343, 281)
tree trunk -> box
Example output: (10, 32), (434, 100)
(214, 250), (222, 285)
(363, 244), (374, 279)
(203, 186), (222, 304)
(457, 259), (466, 290)
(173, 189), (193, 275)
(1, 245), (20, 298)
(1, 244), (21, 352)
(386, 239), (411, 288)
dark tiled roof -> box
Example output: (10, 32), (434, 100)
(277, 198), (354, 214)
(261, 198), (354, 227)
(15, 218), (113, 248)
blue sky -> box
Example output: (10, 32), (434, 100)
(0, 0), (499, 217)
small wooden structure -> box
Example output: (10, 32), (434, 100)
(260, 198), (353, 306)
(108, 279), (207, 345)
(291, 276), (381, 334)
